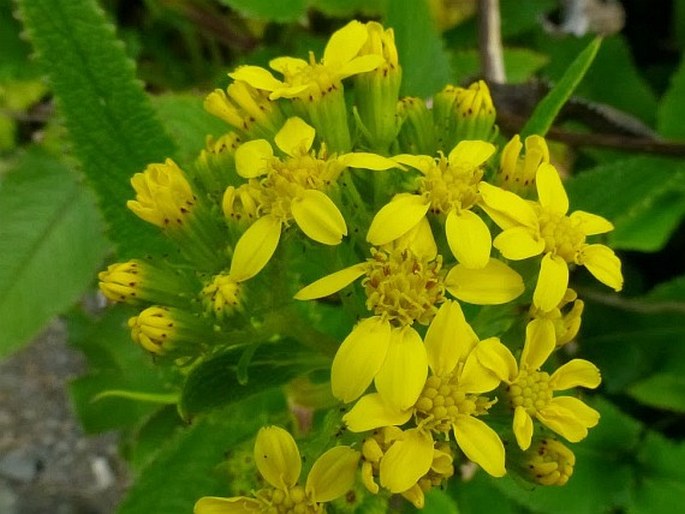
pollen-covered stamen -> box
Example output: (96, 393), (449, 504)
(258, 484), (321, 514)
(419, 155), (483, 215)
(362, 248), (446, 326)
(256, 151), (339, 224)
(522, 438), (575, 486)
(507, 369), (554, 414)
(537, 210), (586, 262)
(414, 375), (493, 433)
(201, 273), (243, 318)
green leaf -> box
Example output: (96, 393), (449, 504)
(631, 432), (685, 514)
(492, 398), (641, 514)
(452, 48), (549, 85)
(581, 298), (685, 393)
(658, 54), (685, 138)
(536, 35), (658, 126)
(385, 0), (452, 98)
(0, 149), (108, 358)
(179, 339), (323, 420)
(116, 391), (286, 514)
(521, 37), (602, 138)
(68, 306), (173, 433)
(628, 373), (685, 413)
(566, 156), (685, 252)
(313, 0), (386, 17)
(646, 274), (685, 301)
(424, 489), (459, 514)
(152, 93), (230, 163)
(217, 0), (307, 22)
(16, 0), (176, 257)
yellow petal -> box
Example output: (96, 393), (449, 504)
(537, 397), (599, 442)
(380, 429), (434, 493)
(324, 20), (368, 69)
(452, 415), (506, 477)
(269, 56), (308, 74)
(375, 327), (428, 411)
(274, 117), (315, 156)
(479, 182), (539, 230)
(493, 227), (545, 260)
(513, 406), (534, 450)
(550, 359), (601, 390)
(235, 139), (273, 178)
(393, 154), (435, 175)
(569, 210), (614, 235)
(337, 152), (398, 171)
(254, 426), (301, 489)
(306, 446), (360, 502)
(294, 263), (366, 300)
(446, 209), (492, 268)
(194, 496), (262, 514)
(230, 216), (282, 281)
(331, 317), (392, 403)
(291, 190), (347, 245)
(424, 300), (477, 376)
(395, 216), (438, 260)
(473, 337), (518, 383)
(338, 54), (385, 78)
(229, 66), (284, 91)
(521, 317), (556, 371)
(579, 244), (623, 291)
(445, 258), (524, 305)
(536, 163), (569, 215)
(459, 346), (501, 393)
(533, 253), (569, 311)
(366, 194), (430, 246)
(343, 393), (412, 432)
(447, 140), (496, 168)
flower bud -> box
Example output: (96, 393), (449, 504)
(495, 134), (550, 197)
(518, 438), (575, 486)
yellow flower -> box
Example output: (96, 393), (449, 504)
(360, 426), (454, 508)
(343, 301), (507, 480)
(229, 20), (383, 102)
(480, 162), (623, 311)
(204, 80), (285, 139)
(368, 140), (497, 269)
(201, 272), (245, 319)
(194, 426), (360, 514)
(529, 288), (584, 347)
(227, 117), (397, 281)
(518, 438), (576, 486)
(128, 305), (207, 356)
(495, 134), (550, 195)
(475, 321), (601, 450)
(127, 159), (196, 230)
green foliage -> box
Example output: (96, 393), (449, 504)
(452, 48), (549, 85)
(628, 373), (685, 413)
(68, 306), (174, 433)
(385, 0), (452, 98)
(632, 432), (685, 513)
(566, 156), (685, 252)
(0, 149), (108, 357)
(116, 391), (286, 514)
(179, 340), (325, 420)
(521, 37), (602, 137)
(658, 54), (685, 138)
(218, 0), (307, 22)
(16, 0), (176, 257)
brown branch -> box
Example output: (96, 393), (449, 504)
(478, 0), (507, 84)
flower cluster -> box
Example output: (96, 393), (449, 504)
(98, 20), (623, 512)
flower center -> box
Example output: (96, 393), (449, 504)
(258, 154), (338, 223)
(362, 248), (445, 326)
(414, 375), (492, 432)
(538, 210), (586, 262)
(281, 54), (339, 99)
(201, 273), (242, 318)
(507, 369), (553, 415)
(419, 156), (482, 214)
(259, 485), (321, 514)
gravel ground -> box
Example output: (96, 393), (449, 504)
(0, 320), (128, 514)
